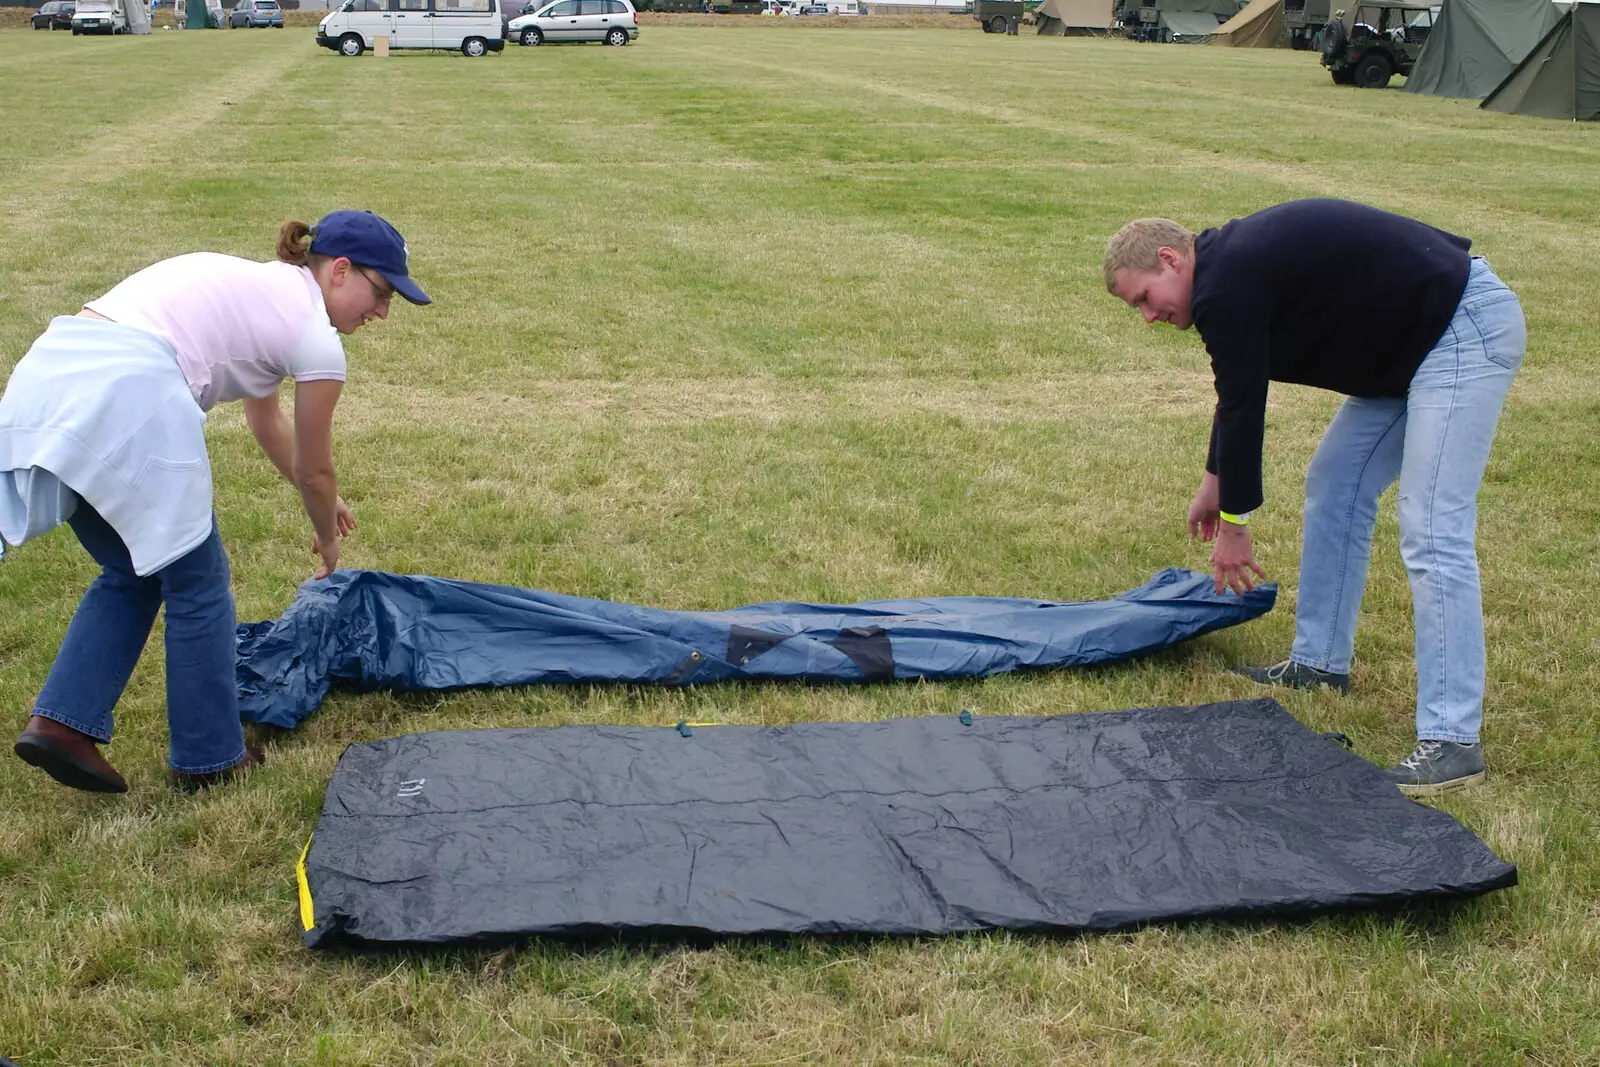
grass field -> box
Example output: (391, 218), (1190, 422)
(2, 22), (1599, 1067)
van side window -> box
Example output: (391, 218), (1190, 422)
(579, 0), (606, 12)
(394, 0), (428, 10)
(605, 0), (627, 11)
(546, 0), (579, 13)
(354, 0), (382, 9)
(441, 0), (492, 9)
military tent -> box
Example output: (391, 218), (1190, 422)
(1406, 0), (1562, 97)
(1035, 0), (1114, 34)
(1160, 8), (1223, 38)
(1481, 1), (1600, 119)
(1212, 0), (1289, 45)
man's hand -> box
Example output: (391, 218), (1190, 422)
(1188, 471), (1221, 542)
(1211, 522), (1267, 596)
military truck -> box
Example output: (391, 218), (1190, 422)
(973, 0), (1023, 33)
(1321, 0), (1435, 87)
(1113, 0), (1250, 43)
(1282, 0), (1332, 50)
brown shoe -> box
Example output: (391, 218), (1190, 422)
(14, 715), (129, 794)
(169, 745), (265, 794)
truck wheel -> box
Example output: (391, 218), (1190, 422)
(339, 33), (364, 55)
(463, 36), (487, 55)
(988, 14), (1007, 33)
(1354, 53), (1392, 88)
(1331, 66), (1355, 85)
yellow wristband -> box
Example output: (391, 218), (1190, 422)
(1219, 510), (1250, 526)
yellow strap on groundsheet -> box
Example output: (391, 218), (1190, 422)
(296, 835), (315, 932)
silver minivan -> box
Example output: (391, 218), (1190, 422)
(507, 0), (639, 47)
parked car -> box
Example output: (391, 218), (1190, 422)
(229, 0), (282, 26)
(71, 0), (128, 33)
(507, 0), (638, 46)
(317, 0), (507, 56)
(31, 1), (77, 29)
(795, 3), (829, 12)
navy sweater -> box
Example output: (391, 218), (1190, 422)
(1191, 199), (1472, 515)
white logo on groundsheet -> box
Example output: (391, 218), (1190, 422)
(396, 778), (426, 798)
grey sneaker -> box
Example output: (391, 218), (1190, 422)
(1232, 658), (1351, 694)
(1385, 740), (1485, 797)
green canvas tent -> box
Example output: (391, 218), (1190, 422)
(1161, 8), (1223, 38)
(1481, 1), (1600, 119)
(1035, 0), (1114, 33)
(1406, 0), (1562, 97)
(1212, 0), (1289, 46)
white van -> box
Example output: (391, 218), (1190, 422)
(317, 0), (507, 56)
(72, 0), (129, 33)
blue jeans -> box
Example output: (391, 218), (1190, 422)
(1289, 259), (1525, 744)
(33, 502), (245, 774)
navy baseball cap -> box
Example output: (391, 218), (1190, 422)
(309, 210), (431, 305)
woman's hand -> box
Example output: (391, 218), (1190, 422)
(1188, 471), (1221, 542)
(335, 496), (357, 537)
(308, 498), (357, 580)
(1211, 522), (1268, 596)
(311, 533), (341, 581)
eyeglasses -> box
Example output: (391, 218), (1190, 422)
(354, 265), (396, 304)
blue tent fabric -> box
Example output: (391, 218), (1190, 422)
(298, 700), (1516, 947)
(237, 568), (1275, 729)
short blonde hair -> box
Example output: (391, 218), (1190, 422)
(1102, 218), (1195, 292)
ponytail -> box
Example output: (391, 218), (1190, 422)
(276, 219), (313, 266)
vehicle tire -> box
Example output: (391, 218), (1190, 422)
(604, 26), (627, 45)
(1330, 66), (1355, 85)
(988, 14), (1006, 33)
(1354, 53), (1392, 88)
(339, 32), (364, 55)
(463, 35), (487, 55)
(520, 26), (542, 44)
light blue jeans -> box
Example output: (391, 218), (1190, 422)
(1288, 259), (1524, 744)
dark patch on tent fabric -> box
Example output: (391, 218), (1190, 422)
(727, 625), (792, 667)
(297, 699), (1517, 948)
(829, 626), (894, 681)
(237, 568), (1275, 730)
